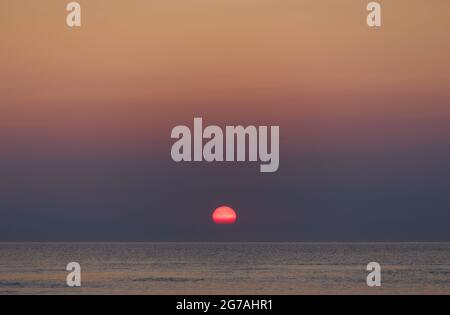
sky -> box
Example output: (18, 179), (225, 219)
(1, 0), (450, 241)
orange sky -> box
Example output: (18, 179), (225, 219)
(1, 1), (450, 242)
(1, 0), (450, 152)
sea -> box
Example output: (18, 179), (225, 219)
(0, 242), (449, 294)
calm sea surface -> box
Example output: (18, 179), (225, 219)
(0, 243), (449, 294)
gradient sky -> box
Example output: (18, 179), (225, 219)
(1, 0), (450, 241)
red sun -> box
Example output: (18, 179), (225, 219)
(212, 206), (237, 224)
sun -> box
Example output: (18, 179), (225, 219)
(212, 206), (237, 224)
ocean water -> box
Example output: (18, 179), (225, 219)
(0, 243), (449, 294)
